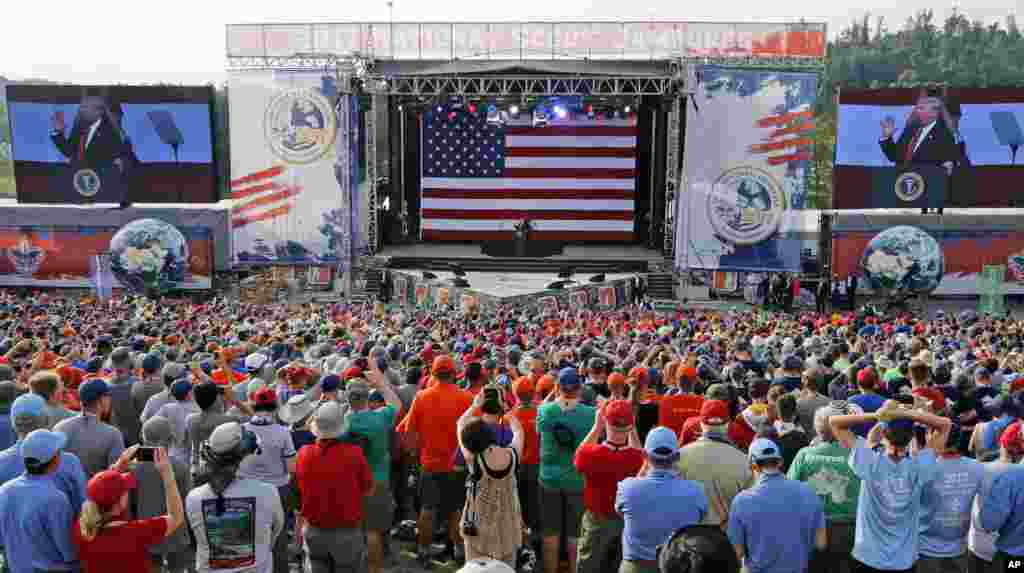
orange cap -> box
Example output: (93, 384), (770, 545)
(628, 367), (649, 384)
(431, 355), (456, 376)
(513, 376), (535, 396)
(536, 374), (556, 396)
(607, 372), (626, 388)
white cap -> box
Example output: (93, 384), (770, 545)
(458, 559), (516, 573)
(244, 353), (270, 372)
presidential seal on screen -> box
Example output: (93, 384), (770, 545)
(706, 167), (786, 246)
(264, 88), (337, 165)
(72, 168), (101, 198)
(894, 171), (926, 202)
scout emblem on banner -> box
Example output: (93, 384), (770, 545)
(415, 284), (430, 307)
(569, 289), (589, 309)
(538, 296), (558, 314)
(707, 166), (786, 246)
(598, 286), (616, 308)
(264, 88), (337, 165)
(437, 287), (450, 307)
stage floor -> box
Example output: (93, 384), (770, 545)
(379, 242), (663, 262)
(392, 269), (636, 300)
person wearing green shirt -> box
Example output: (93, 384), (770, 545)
(536, 368), (596, 573)
(787, 402), (862, 573)
(349, 363), (402, 573)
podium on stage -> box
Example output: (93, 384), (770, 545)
(870, 165), (950, 209)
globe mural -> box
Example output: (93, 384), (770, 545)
(109, 219), (189, 294)
(860, 226), (944, 293)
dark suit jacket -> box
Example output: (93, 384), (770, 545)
(51, 118), (131, 169)
(879, 121), (960, 167)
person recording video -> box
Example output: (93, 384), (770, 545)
(50, 96), (135, 173)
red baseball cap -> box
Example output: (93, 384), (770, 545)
(513, 376), (535, 396)
(607, 372), (626, 388)
(87, 469), (137, 509)
(604, 400), (635, 428)
(1001, 421), (1024, 452)
(431, 355), (456, 376)
(628, 367), (649, 384)
(251, 387), (277, 408)
(343, 366), (364, 381)
(911, 387), (946, 411)
(857, 368), (878, 388)
(536, 374), (556, 396)
(700, 400), (731, 425)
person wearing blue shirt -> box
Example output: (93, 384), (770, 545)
(830, 399), (951, 573)
(0, 429), (80, 573)
(979, 427), (1024, 571)
(0, 394), (87, 513)
(918, 424), (983, 572)
(615, 426), (707, 573)
(727, 438), (826, 573)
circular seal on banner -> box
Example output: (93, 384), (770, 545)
(894, 171), (926, 202)
(706, 166), (786, 246)
(73, 168), (102, 197)
(264, 88), (337, 165)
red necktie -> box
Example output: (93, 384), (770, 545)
(904, 128), (923, 162)
(78, 128), (88, 161)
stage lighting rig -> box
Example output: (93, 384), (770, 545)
(532, 109), (549, 128)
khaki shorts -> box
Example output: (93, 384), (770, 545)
(363, 480), (395, 532)
(540, 486), (584, 539)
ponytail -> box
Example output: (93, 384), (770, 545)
(78, 500), (113, 541)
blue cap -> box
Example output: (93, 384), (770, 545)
(880, 418), (916, 433)
(644, 426), (680, 460)
(558, 367), (581, 390)
(11, 393), (46, 420)
(141, 353), (163, 374)
(85, 356), (103, 374)
(79, 379), (111, 405)
(321, 374), (341, 393)
(20, 429), (66, 467)
(748, 438), (784, 463)
(171, 379), (193, 400)
(782, 354), (804, 371)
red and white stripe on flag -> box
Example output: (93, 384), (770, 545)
(229, 166), (301, 229)
(421, 117), (637, 242)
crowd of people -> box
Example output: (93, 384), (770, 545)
(0, 289), (1023, 573)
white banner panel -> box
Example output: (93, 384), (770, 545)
(228, 71), (349, 265)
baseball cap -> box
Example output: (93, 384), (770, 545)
(87, 469), (138, 509)
(79, 379), (111, 405)
(457, 558), (516, 573)
(782, 355), (804, 371)
(321, 374), (342, 393)
(208, 421), (258, 458)
(536, 374), (556, 396)
(0, 381), (17, 409)
(110, 347), (133, 367)
(141, 353), (163, 374)
(170, 379), (193, 400)
(644, 426), (680, 460)
(911, 387), (947, 411)
(558, 367), (581, 391)
(346, 380), (370, 403)
(12, 393), (46, 421)
(250, 387), (277, 408)
(162, 362), (187, 382)
(142, 416), (174, 447)
(705, 383), (731, 402)
(604, 400), (635, 428)
(513, 376), (535, 396)
(311, 401), (348, 439)
(607, 372), (626, 388)
(193, 382), (221, 411)
(244, 353), (270, 373)
(700, 400), (731, 425)
(431, 355), (456, 376)
(20, 429), (66, 467)
(748, 438), (784, 464)
(1000, 421), (1024, 452)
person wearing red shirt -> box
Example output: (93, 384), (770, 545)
(507, 376), (541, 542)
(73, 446), (185, 573)
(574, 400), (645, 573)
(295, 401), (375, 573)
(399, 355), (474, 567)
(658, 368), (704, 437)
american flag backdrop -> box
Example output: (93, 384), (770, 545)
(420, 108), (637, 242)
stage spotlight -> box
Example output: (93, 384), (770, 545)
(468, 102), (477, 114)
(589, 273), (606, 283)
(509, 104), (520, 116)
(486, 104), (504, 126)
(554, 105), (567, 119)
(422, 271), (437, 280)
(435, 105), (444, 114)
(624, 104), (632, 114)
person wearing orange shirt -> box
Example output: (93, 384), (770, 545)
(659, 367), (704, 438)
(210, 350), (247, 387)
(400, 355), (474, 567)
(507, 376), (541, 543)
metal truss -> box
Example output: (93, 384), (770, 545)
(372, 75), (675, 96)
(365, 99), (379, 255)
(663, 96), (681, 258)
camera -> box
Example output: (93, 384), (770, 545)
(461, 521), (479, 537)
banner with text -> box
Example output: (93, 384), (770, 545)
(228, 71), (350, 266)
(679, 67), (816, 272)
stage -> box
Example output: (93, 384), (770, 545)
(379, 242), (665, 275)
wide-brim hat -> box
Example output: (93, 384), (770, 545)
(279, 394), (316, 425)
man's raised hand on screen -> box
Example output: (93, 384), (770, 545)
(52, 111), (65, 133)
(880, 117), (896, 139)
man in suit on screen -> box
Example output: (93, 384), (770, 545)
(49, 96), (133, 173)
(879, 90), (960, 175)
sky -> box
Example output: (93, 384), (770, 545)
(0, 1), (1018, 85)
